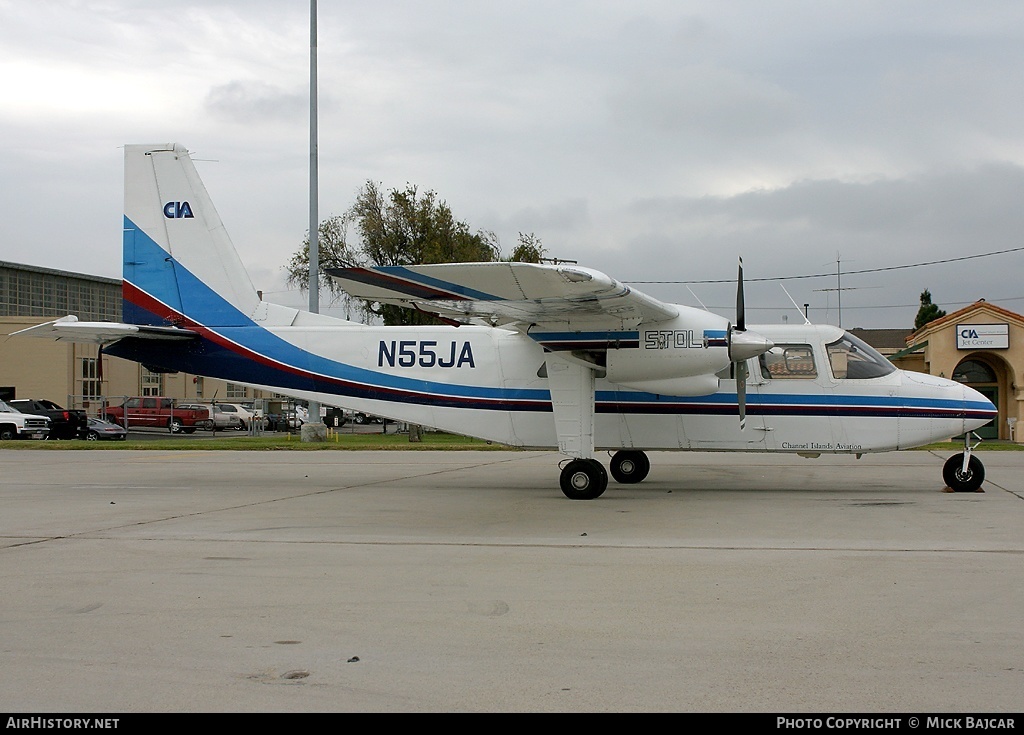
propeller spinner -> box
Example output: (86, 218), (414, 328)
(728, 258), (773, 429)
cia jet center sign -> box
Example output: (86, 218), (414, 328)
(957, 323), (1009, 350)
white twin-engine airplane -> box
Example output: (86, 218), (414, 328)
(18, 144), (997, 498)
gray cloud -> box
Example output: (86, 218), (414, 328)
(3, 1), (1024, 329)
(205, 80), (308, 124)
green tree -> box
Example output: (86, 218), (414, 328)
(506, 232), (546, 263)
(287, 181), (503, 326)
(285, 214), (355, 299)
(914, 289), (947, 330)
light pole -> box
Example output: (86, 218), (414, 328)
(303, 0), (325, 440)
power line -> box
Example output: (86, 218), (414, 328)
(629, 246), (1024, 285)
(699, 294), (1024, 313)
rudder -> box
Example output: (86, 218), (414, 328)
(122, 143), (261, 327)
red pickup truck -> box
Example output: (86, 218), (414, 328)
(103, 397), (212, 434)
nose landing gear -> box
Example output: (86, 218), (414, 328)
(943, 432), (985, 492)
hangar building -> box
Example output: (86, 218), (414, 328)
(0, 260), (275, 414)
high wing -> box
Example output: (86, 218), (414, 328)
(326, 262), (679, 331)
(9, 315), (198, 344)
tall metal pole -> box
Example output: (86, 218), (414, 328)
(309, 0), (319, 316)
(305, 0), (323, 435)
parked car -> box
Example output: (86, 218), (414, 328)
(85, 416), (128, 441)
(266, 409), (302, 431)
(238, 402), (269, 429)
(214, 403), (253, 430)
(0, 400), (50, 440)
(178, 403), (242, 430)
(8, 398), (88, 439)
(103, 397), (210, 433)
(348, 410), (383, 425)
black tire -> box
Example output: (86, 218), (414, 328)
(169, 419), (184, 434)
(943, 453), (985, 492)
(559, 458), (609, 500)
(86, 432), (99, 441)
(354, 413), (368, 425)
(610, 451), (651, 484)
(0, 427), (16, 441)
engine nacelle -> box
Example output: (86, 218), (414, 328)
(609, 373), (721, 397)
(605, 311), (732, 396)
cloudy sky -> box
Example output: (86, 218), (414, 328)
(3, 0), (1024, 329)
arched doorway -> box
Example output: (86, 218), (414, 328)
(952, 357), (1000, 439)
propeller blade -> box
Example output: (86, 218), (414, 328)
(730, 256), (769, 430)
(728, 256), (773, 363)
(736, 256), (745, 333)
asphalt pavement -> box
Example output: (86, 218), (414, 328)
(1, 448), (1022, 712)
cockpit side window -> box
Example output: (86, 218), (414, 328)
(759, 344), (817, 379)
(826, 332), (897, 380)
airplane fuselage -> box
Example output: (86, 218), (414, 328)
(106, 314), (990, 456)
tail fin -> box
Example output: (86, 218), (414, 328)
(122, 143), (261, 327)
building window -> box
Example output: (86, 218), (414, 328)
(195, 376), (204, 399)
(81, 358), (102, 400)
(141, 368), (163, 396)
(226, 383), (247, 399)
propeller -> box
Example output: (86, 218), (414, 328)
(728, 257), (773, 430)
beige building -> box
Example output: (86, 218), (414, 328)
(1, 261), (273, 414)
(888, 300), (1024, 441)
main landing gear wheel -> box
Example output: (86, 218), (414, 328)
(610, 450), (650, 484)
(943, 453), (985, 493)
(560, 459), (608, 500)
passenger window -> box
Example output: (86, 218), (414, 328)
(759, 345), (817, 379)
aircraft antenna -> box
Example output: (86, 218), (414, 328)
(780, 284), (812, 325)
(686, 286), (710, 311)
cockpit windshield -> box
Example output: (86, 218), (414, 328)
(826, 332), (897, 380)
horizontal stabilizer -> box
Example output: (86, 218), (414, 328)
(10, 315), (198, 344)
